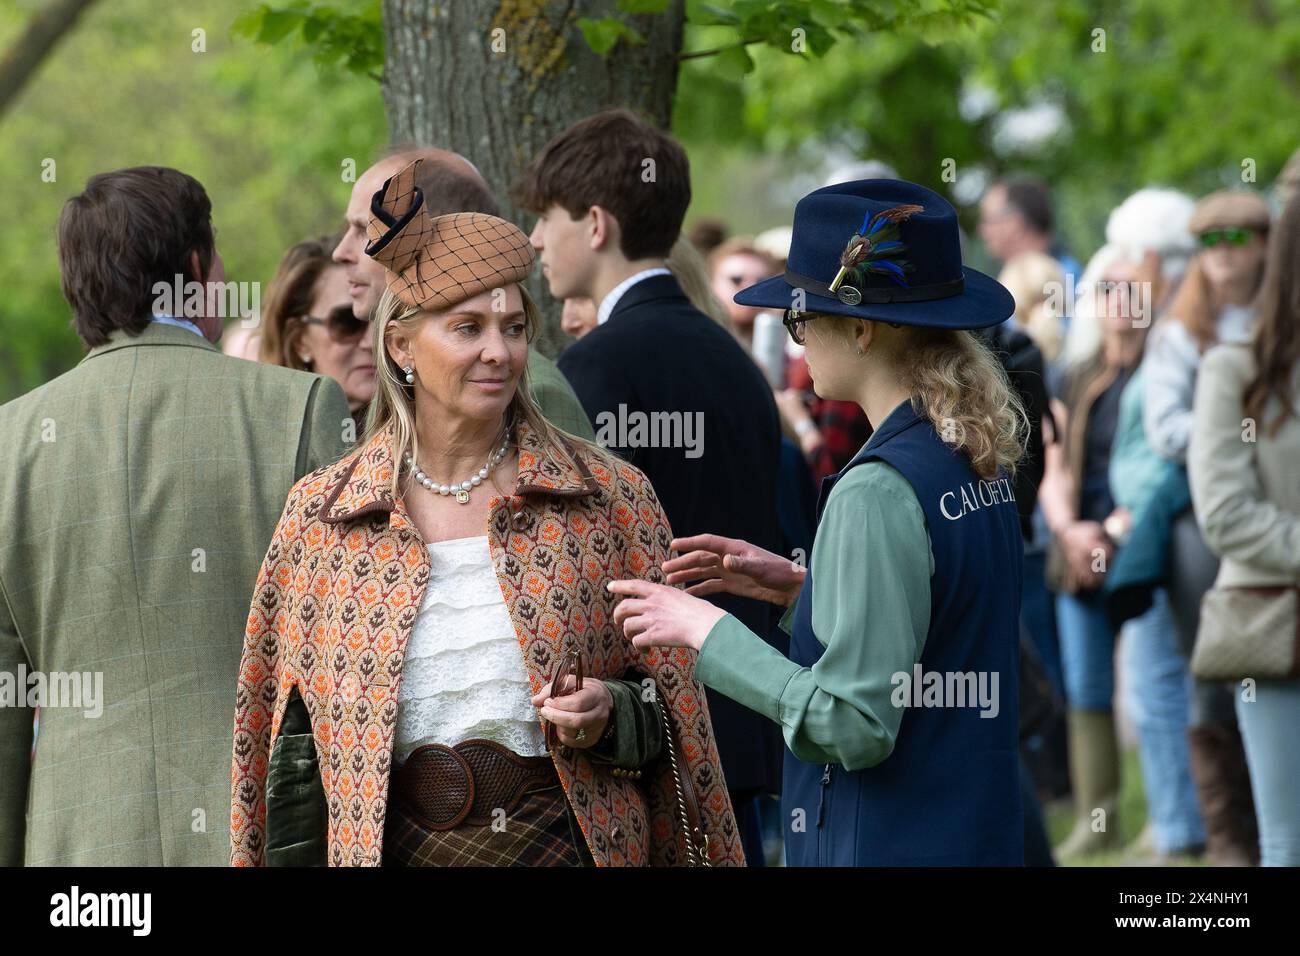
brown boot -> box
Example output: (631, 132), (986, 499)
(1056, 709), (1121, 859)
(1186, 723), (1259, 867)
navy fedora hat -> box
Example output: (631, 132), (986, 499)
(734, 179), (1013, 330)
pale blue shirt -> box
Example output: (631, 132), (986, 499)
(151, 314), (206, 339)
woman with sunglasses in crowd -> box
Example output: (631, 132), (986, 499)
(610, 179), (1030, 865)
(1189, 195), (1300, 866)
(1143, 190), (1270, 867)
(259, 233), (377, 419)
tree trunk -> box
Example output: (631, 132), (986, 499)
(381, 0), (685, 356)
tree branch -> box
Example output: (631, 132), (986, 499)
(0, 0), (100, 119)
(676, 37), (764, 61)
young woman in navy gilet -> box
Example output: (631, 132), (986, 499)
(610, 179), (1028, 865)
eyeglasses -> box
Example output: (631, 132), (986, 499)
(1198, 228), (1254, 248)
(782, 309), (827, 345)
(302, 305), (369, 343)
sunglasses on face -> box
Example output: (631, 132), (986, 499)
(1198, 228), (1254, 248)
(303, 305), (369, 342)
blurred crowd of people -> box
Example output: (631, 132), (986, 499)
(5, 103), (1298, 867)
(220, 144), (1300, 868)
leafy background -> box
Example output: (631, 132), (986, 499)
(2, 0), (1297, 402)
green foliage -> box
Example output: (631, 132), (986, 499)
(675, 0), (1300, 260)
(576, 16), (644, 55)
(0, 0), (386, 402)
(231, 1), (383, 78)
(5, 0), (1299, 402)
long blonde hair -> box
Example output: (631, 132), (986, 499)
(895, 326), (1028, 479)
(666, 235), (731, 330)
(822, 315), (1028, 479)
(363, 283), (605, 498)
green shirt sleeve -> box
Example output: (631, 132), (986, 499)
(693, 460), (933, 771)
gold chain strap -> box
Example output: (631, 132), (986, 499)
(656, 688), (710, 867)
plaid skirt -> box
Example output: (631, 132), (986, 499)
(383, 783), (593, 867)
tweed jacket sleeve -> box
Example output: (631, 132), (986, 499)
(0, 584), (32, 866)
(299, 377), (352, 475)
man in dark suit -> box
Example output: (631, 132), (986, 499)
(516, 109), (783, 862)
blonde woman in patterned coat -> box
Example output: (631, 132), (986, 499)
(229, 159), (741, 867)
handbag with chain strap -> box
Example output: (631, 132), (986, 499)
(1192, 585), (1300, 681)
(543, 646), (712, 865)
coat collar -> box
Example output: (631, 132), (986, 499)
(79, 320), (218, 364)
(319, 418), (602, 526)
(606, 272), (687, 323)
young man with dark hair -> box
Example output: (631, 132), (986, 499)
(0, 166), (351, 865)
(519, 109), (784, 862)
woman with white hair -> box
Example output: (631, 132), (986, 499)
(1039, 242), (1151, 858)
(1096, 189), (1209, 863)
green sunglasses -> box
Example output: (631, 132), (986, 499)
(1198, 228), (1254, 248)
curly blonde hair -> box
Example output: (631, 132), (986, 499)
(896, 326), (1028, 479)
(821, 315), (1028, 479)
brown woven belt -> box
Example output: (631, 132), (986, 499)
(391, 739), (560, 831)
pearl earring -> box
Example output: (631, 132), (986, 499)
(404, 366), (414, 385)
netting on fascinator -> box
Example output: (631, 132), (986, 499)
(365, 157), (536, 312)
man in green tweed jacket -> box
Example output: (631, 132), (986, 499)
(0, 167), (351, 866)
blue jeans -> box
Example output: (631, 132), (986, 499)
(1057, 589), (1114, 710)
(1120, 589), (1205, 852)
(1235, 681), (1300, 866)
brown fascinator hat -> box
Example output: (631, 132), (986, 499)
(365, 157), (535, 311)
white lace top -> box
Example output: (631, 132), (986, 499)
(393, 535), (548, 764)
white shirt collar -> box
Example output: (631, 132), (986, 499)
(595, 267), (672, 327)
(151, 314), (207, 340)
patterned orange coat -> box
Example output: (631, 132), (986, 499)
(230, 421), (744, 866)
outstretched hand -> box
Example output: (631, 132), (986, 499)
(661, 534), (805, 608)
(607, 579), (727, 652)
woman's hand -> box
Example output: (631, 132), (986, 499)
(662, 534), (806, 608)
(532, 674), (612, 749)
(607, 579), (727, 652)
(1061, 520), (1112, 589)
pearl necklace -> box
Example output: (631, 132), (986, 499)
(404, 433), (510, 504)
